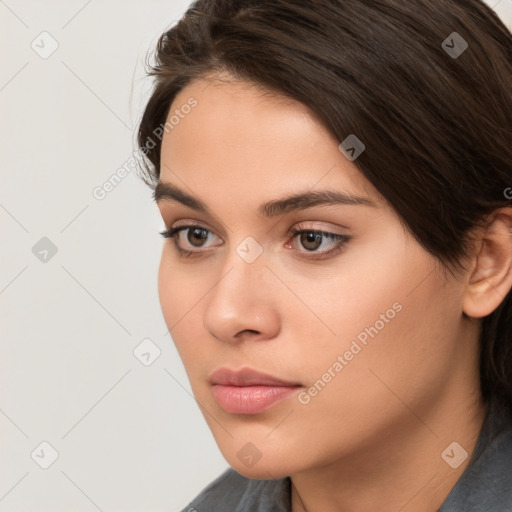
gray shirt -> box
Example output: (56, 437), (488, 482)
(180, 398), (512, 511)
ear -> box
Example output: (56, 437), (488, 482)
(462, 208), (512, 318)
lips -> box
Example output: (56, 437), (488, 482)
(210, 367), (301, 387)
(209, 367), (302, 415)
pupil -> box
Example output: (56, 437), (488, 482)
(189, 228), (208, 247)
(302, 232), (321, 251)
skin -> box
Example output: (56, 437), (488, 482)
(155, 76), (512, 512)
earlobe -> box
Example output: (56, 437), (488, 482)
(462, 208), (512, 319)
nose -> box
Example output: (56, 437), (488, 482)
(202, 246), (281, 344)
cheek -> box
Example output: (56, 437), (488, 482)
(158, 249), (179, 327)
(292, 236), (460, 407)
(281, 233), (415, 358)
(157, 249), (205, 353)
(298, 264), (461, 427)
(278, 280), (461, 473)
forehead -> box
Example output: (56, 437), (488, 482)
(166, 77), (323, 150)
(160, 78), (380, 208)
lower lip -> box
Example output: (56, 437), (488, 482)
(212, 384), (301, 414)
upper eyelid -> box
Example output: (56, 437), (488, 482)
(168, 222), (345, 237)
(167, 217), (350, 234)
(158, 202), (353, 234)
(169, 223), (222, 241)
(174, 225), (222, 243)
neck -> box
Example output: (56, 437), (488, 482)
(290, 389), (487, 512)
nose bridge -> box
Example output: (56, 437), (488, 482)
(211, 237), (269, 307)
(202, 236), (280, 341)
(225, 229), (269, 278)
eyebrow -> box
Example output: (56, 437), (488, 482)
(153, 181), (377, 218)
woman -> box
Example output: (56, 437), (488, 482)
(137, 0), (512, 510)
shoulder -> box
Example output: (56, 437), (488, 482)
(179, 468), (291, 512)
(439, 398), (512, 511)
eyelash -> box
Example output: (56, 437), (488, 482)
(159, 223), (351, 260)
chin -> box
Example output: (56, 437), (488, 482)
(228, 459), (292, 480)
(217, 441), (304, 480)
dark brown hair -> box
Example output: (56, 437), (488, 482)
(137, 0), (512, 410)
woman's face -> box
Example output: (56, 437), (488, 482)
(156, 77), (472, 478)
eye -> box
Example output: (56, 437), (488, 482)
(159, 224), (221, 257)
(286, 224), (351, 260)
(159, 223), (352, 260)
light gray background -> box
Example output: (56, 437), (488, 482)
(1, 1), (511, 511)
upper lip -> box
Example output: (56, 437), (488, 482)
(209, 367), (301, 387)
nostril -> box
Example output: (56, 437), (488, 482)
(236, 329), (260, 338)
